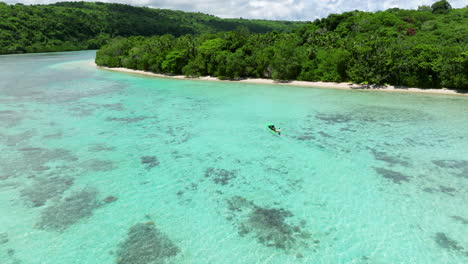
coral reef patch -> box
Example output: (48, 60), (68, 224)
(315, 107), (432, 128)
(116, 222), (179, 264)
(20, 176), (74, 207)
(103, 196), (118, 204)
(42, 132), (63, 140)
(106, 116), (152, 123)
(373, 167), (410, 184)
(204, 168), (237, 185)
(368, 148), (410, 167)
(18, 147), (78, 173)
(434, 232), (464, 252)
(225, 196), (312, 252)
(36, 188), (100, 231)
(450, 216), (468, 225)
(316, 113), (352, 124)
(0, 233), (8, 245)
(0, 110), (23, 128)
(0, 130), (36, 147)
(81, 159), (116, 172)
(432, 160), (468, 179)
(88, 144), (116, 152)
(423, 186), (457, 196)
(141, 156), (159, 170)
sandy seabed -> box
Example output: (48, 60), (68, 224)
(93, 62), (467, 97)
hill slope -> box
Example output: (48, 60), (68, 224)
(0, 1), (304, 54)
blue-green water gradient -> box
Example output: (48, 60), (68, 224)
(0, 51), (467, 264)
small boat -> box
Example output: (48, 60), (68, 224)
(266, 124), (281, 135)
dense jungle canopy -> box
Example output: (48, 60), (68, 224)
(0, 1), (303, 54)
(96, 1), (467, 89)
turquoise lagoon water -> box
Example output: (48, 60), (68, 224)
(0, 51), (467, 264)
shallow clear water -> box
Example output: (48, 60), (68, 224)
(0, 51), (467, 264)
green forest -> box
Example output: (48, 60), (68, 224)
(0, 1), (303, 54)
(96, 1), (467, 89)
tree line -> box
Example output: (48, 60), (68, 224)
(0, 1), (303, 54)
(96, 1), (467, 89)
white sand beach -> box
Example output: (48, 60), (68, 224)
(94, 63), (467, 97)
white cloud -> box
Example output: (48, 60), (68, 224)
(3, 0), (466, 20)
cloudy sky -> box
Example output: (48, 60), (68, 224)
(4, 0), (467, 20)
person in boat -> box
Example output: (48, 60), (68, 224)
(268, 125), (281, 135)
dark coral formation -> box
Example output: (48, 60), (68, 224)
(316, 113), (352, 124)
(6, 248), (14, 256)
(0, 233), (8, 245)
(318, 131), (332, 138)
(432, 160), (468, 169)
(106, 116), (151, 123)
(450, 216), (468, 225)
(0, 130), (36, 147)
(88, 144), (116, 152)
(438, 186), (457, 195)
(17, 147), (78, 173)
(102, 103), (124, 111)
(373, 167), (410, 184)
(432, 160), (468, 179)
(141, 156), (159, 170)
(20, 176), (74, 207)
(245, 208), (295, 248)
(226, 196), (311, 252)
(103, 196), (118, 203)
(42, 132), (63, 139)
(82, 159), (116, 172)
(434, 232), (464, 252)
(226, 196), (255, 212)
(116, 222), (179, 264)
(36, 188), (100, 231)
(368, 148), (410, 167)
(423, 186), (457, 196)
(294, 134), (315, 141)
(69, 105), (95, 117)
(19, 147), (77, 162)
(164, 126), (191, 145)
(316, 107), (432, 127)
(0, 110), (23, 128)
(204, 168), (237, 185)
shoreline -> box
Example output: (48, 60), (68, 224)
(94, 63), (467, 97)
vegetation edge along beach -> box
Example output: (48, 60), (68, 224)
(95, 0), (467, 90)
(95, 62), (467, 96)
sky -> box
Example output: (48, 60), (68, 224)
(3, 0), (467, 20)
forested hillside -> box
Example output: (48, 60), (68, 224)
(96, 1), (468, 89)
(0, 1), (303, 54)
